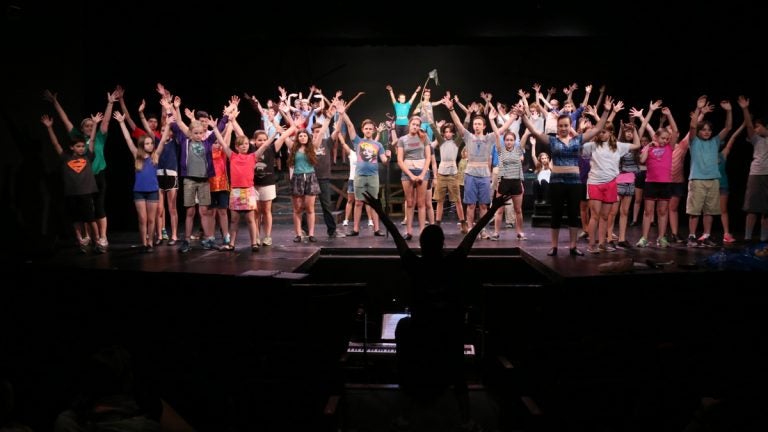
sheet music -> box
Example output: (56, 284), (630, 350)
(380, 313), (409, 340)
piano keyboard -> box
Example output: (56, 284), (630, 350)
(347, 341), (475, 356)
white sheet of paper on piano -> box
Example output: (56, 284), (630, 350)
(380, 313), (409, 340)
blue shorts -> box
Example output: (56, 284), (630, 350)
(133, 190), (159, 202)
(463, 174), (491, 205)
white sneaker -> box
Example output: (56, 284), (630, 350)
(262, 236), (272, 246)
(368, 220), (374, 227)
(342, 219), (349, 226)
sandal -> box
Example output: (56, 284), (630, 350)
(251, 244), (260, 251)
(218, 244), (234, 251)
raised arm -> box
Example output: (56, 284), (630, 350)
(362, 191), (414, 259)
(689, 95), (708, 139)
(385, 84), (397, 105)
(454, 194), (511, 256)
(721, 122), (745, 158)
(581, 96), (613, 143)
(442, 96), (468, 137)
(102, 89), (118, 134)
(115, 85), (139, 132)
(515, 107), (549, 144)
(637, 100), (661, 140)
(738, 96), (754, 140)
(345, 91), (365, 110)
(113, 111), (138, 157)
(209, 117), (232, 158)
(42, 90), (75, 132)
(272, 124), (298, 154)
(717, 100), (733, 142)
(408, 85), (421, 105)
(88, 112), (104, 154)
(626, 123), (642, 151)
(41, 114), (63, 155)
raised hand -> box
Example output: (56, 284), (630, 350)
(42, 89), (57, 103)
(91, 112), (104, 124)
(40, 114), (54, 127)
(385, 85), (392, 92)
(696, 95), (708, 109)
(737, 95), (749, 109)
(113, 111), (126, 122)
(720, 100), (732, 111)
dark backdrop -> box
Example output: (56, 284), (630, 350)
(2, 0), (765, 240)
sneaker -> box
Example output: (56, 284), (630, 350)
(342, 219), (349, 226)
(78, 237), (91, 253)
(657, 237), (670, 248)
(480, 229), (490, 240)
(95, 238), (108, 254)
(161, 228), (169, 241)
(699, 236), (717, 247)
(578, 231), (589, 241)
(489, 232), (500, 241)
(201, 238), (216, 250)
(599, 243), (617, 252)
(635, 237), (649, 248)
(329, 231), (346, 238)
(400, 219), (407, 226)
(723, 233), (736, 243)
(687, 235), (699, 247)
(368, 220), (374, 227)
(223, 234), (231, 245)
(617, 240), (631, 249)
(516, 233), (527, 240)
(262, 237), (272, 246)
(587, 246), (600, 254)
(178, 240), (191, 253)
(505, 222), (515, 229)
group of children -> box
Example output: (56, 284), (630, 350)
(41, 82), (768, 256)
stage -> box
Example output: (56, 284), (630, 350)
(26, 219), (765, 282)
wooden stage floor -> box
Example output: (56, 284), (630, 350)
(25, 219), (765, 283)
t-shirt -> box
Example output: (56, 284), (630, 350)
(61, 152), (98, 196)
(689, 135), (721, 180)
(230, 152), (257, 188)
(581, 141), (632, 184)
(351, 136), (385, 176)
(314, 138), (333, 179)
(69, 127), (107, 174)
(748, 134), (768, 175)
(253, 144), (277, 187)
(397, 135), (428, 161)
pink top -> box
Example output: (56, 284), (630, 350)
(229, 152), (257, 188)
(645, 144), (672, 183)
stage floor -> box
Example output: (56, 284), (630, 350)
(26, 219), (764, 282)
